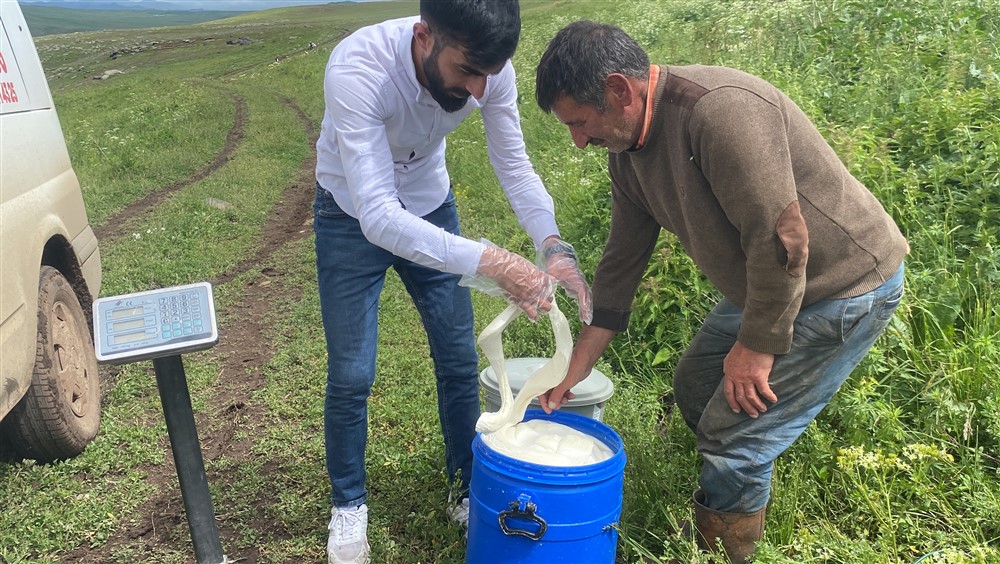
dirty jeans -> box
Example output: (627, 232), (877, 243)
(674, 263), (905, 513)
(313, 185), (479, 508)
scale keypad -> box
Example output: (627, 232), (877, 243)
(159, 291), (205, 339)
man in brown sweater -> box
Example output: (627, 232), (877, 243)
(534, 21), (908, 563)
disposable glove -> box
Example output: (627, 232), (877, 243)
(460, 240), (555, 321)
(538, 237), (593, 324)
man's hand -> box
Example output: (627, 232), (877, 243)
(476, 245), (555, 320)
(539, 370), (581, 413)
(723, 341), (777, 418)
(540, 325), (615, 413)
(539, 237), (593, 324)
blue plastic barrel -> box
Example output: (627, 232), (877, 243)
(466, 410), (626, 563)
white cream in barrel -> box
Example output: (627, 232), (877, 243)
(475, 301), (612, 466)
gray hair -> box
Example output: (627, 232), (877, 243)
(536, 20), (650, 113)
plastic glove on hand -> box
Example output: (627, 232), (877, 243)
(539, 237), (593, 324)
(476, 245), (555, 321)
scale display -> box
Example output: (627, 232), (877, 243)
(93, 282), (218, 363)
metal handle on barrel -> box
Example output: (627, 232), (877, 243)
(498, 497), (548, 541)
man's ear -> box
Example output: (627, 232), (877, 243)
(413, 20), (433, 52)
(605, 73), (636, 109)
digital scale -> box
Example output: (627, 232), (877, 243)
(94, 281), (218, 364)
(93, 282), (227, 564)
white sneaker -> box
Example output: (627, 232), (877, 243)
(327, 504), (370, 564)
(447, 497), (470, 528)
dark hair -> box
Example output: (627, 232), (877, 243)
(420, 0), (520, 69)
(536, 20), (649, 113)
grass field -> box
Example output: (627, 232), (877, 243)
(1, 0), (998, 562)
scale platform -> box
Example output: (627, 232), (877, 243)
(93, 281), (219, 364)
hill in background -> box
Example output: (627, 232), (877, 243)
(21, 4), (243, 36)
(23, 1), (202, 11)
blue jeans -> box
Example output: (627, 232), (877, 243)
(674, 263), (905, 513)
(313, 185), (480, 508)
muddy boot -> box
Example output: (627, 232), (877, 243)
(692, 490), (765, 563)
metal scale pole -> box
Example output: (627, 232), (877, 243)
(152, 354), (226, 564)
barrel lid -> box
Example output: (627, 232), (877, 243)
(479, 357), (614, 406)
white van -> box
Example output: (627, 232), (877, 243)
(0, 0), (103, 462)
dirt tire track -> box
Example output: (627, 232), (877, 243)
(216, 28), (349, 79)
(62, 98), (319, 564)
(210, 98), (317, 288)
(93, 93), (247, 242)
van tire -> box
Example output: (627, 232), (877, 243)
(2, 267), (101, 462)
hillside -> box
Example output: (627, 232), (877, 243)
(21, 4), (243, 36)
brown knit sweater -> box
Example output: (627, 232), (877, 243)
(590, 64), (908, 354)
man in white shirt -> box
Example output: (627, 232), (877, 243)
(313, 1), (591, 562)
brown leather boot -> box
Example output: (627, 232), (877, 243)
(692, 490), (765, 563)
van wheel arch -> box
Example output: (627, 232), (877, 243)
(42, 235), (94, 324)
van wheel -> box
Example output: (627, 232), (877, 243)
(3, 267), (101, 463)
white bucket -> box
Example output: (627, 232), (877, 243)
(479, 357), (614, 422)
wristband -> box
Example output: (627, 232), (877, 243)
(542, 241), (577, 262)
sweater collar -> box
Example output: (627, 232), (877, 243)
(632, 64), (661, 151)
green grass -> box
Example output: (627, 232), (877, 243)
(1, 0), (999, 562)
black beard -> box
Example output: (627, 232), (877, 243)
(423, 51), (470, 113)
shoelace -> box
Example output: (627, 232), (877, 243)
(331, 510), (366, 544)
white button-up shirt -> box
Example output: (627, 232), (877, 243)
(315, 16), (558, 276)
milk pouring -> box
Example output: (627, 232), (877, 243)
(475, 300), (612, 466)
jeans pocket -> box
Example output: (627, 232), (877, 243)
(440, 190), (457, 209)
(841, 291), (878, 338)
(315, 185), (350, 219)
(793, 298), (853, 346)
(876, 286), (904, 321)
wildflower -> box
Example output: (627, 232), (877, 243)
(903, 443), (954, 464)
